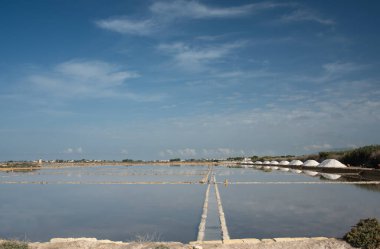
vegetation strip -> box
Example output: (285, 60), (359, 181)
(213, 175), (230, 241)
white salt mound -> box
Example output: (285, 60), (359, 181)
(270, 161), (279, 165)
(254, 161), (262, 164)
(302, 160), (319, 167)
(263, 161), (271, 165)
(279, 160), (290, 165)
(319, 159), (347, 168)
(289, 160), (303, 166)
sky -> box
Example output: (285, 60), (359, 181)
(0, 0), (379, 161)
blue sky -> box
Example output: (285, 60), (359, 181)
(0, 0), (379, 161)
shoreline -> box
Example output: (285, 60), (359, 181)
(0, 161), (220, 171)
(8, 237), (355, 249)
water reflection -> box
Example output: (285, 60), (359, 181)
(354, 184), (380, 193)
(0, 184), (204, 242)
(1, 165), (379, 243)
(220, 184), (380, 239)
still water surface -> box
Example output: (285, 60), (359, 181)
(1, 165), (380, 242)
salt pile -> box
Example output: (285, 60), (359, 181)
(270, 161), (279, 165)
(289, 160), (303, 166)
(302, 160), (319, 167)
(319, 159), (347, 168)
(263, 161), (271, 165)
(254, 161), (262, 164)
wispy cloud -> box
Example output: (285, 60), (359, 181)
(159, 147), (246, 158)
(159, 148), (197, 158)
(202, 148), (245, 157)
(157, 41), (245, 71)
(63, 147), (83, 154)
(292, 61), (368, 84)
(96, 1), (292, 36)
(281, 9), (335, 25)
(150, 0), (287, 19)
(322, 61), (365, 75)
(95, 18), (155, 35)
(28, 59), (163, 101)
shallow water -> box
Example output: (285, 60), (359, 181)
(1, 165), (380, 242)
(0, 165), (208, 183)
(0, 184), (204, 242)
(219, 183), (380, 239)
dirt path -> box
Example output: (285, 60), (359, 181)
(27, 237), (355, 249)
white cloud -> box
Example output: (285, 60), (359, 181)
(303, 144), (332, 151)
(63, 147), (83, 154)
(96, 1), (291, 36)
(201, 148), (245, 157)
(121, 149), (128, 155)
(95, 18), (155, 35)
(159, 148), (197, 158)
(322, 62), (364, 75)
(159, 147), (246, 158)
(292, 61), (368, 84)
(178, 148), (197, 157)
(28, 59), (163, 101)
(150, 0), (285, 19)
(281, 9), (335, 25)
(157, 41), (245, 71)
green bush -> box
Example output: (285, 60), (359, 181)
(344, 218), (380, 249)
(342, 145), (380, 168)
(0, 241), (28, 249)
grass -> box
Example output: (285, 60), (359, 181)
(344, 218), (380, 249)
(0, 240), (28, 249)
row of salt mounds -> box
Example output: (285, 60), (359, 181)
(270, 160), (279, 170)
(279, 160), (290, 171)
(290, 160), (303, 173)
(319, 159), (347, 180)
(302, 160), (319, 176)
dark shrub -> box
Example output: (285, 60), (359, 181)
(0, 241), (28, 249)
(342, 145), (380, 168)
(344, 218), (380, 249)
